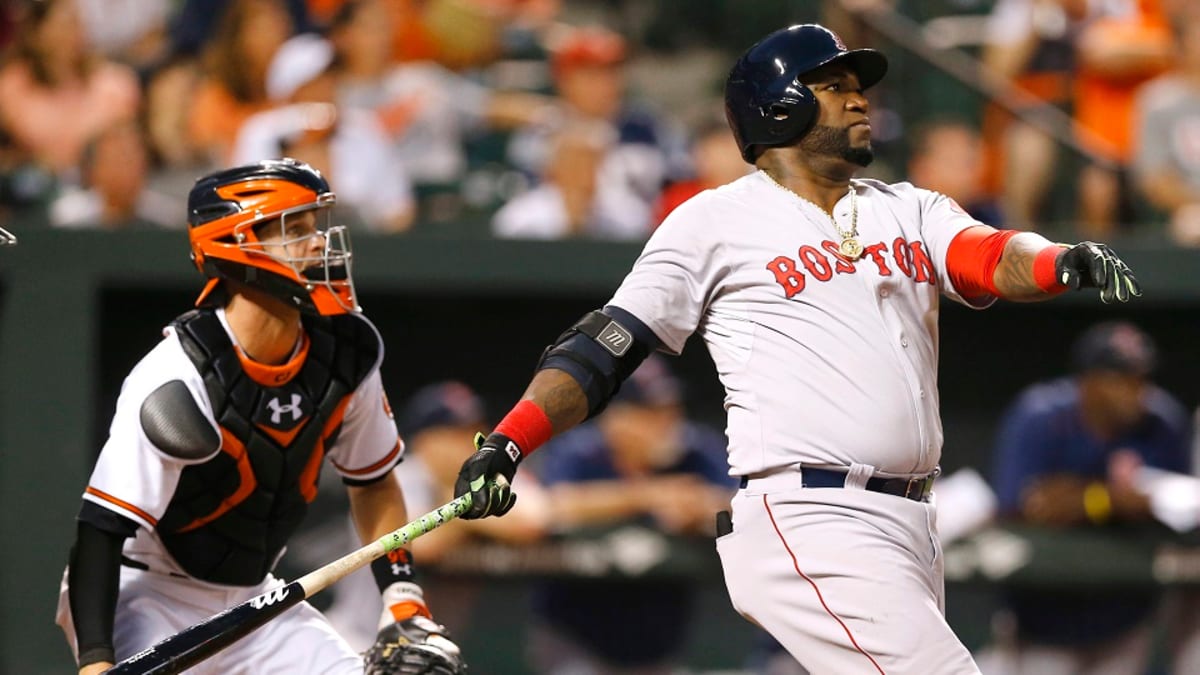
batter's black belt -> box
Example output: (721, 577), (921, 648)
(738, 466), (939, 502)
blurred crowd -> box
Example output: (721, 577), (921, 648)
(1, 0), (1200, 244)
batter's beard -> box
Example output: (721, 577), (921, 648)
(801, 124), (874, 167)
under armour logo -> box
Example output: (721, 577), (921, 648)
(267, 394), (304, 424)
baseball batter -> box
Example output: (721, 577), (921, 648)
(56, 159), (463, 675)
(453, 24), (1141, 674)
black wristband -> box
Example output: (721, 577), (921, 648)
(370, 547), (417, 593)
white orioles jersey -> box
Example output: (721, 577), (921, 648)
(81, 308), (404, 577)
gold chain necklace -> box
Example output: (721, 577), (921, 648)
(761, 170), (863, 260)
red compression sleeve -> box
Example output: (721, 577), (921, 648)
(945, 225), (1019, 298)
(494, 399), (553, 456)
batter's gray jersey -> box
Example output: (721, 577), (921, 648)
(609, 171), (990, 478)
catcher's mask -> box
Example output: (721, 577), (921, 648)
(187, 158), (358, 315)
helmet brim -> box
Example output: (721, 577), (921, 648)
(835, 49), (888, 90)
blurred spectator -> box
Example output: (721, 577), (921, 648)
(982, 0), (1087, 231)
(75, 0), (172, 70)
(527, 356), (736, 674)
(983, 0), (1173, 235)
(507, 25), (683, 222)
(322, 381), (549, 650)
(653, 114), (752, 224)
(980, 321), (1191, 675)
(1133, 9), (1200, 246)
(1072, 0), (1174, 235)
(188, 0), (295, 164)
(329, 0), (553, 194)
(233, 33), (415, 233)
(49, 121), (178, 230)
(493, 122), (651, 239)
(144, 55), (208, 173)
(906, 119), (1005, 227)
(0, 0), (139, 178)
(170, 0), (313, 59)
(0, 127), (56, 227)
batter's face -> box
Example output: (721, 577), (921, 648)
(799, 64), (873, 167)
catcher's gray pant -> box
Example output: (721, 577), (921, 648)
(716, 469), (981, 675)
(57, 565), (362, 674)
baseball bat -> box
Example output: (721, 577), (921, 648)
(106, 488), (480, 675)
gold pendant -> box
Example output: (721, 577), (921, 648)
(839, 237), (864, 260)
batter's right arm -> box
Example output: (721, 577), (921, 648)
(454, 307), (661, 519)
(993, 232), (1141, 303)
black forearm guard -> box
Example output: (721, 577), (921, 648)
(537, 306), (660, 419)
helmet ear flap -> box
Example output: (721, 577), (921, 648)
(761, 85), (817, 142)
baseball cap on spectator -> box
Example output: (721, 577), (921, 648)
(398, 381), (487, 439)
(1070, 321), (1157, 377)
(612, 355), (682, 407)
(266, 33), (334, 102)
(550, 26), (626, 75)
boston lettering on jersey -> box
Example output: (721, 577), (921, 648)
(766, 237), (935, 298)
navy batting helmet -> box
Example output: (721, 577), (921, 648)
(725, 24), (888, 164)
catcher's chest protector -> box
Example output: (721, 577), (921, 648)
(157, 308), (381, 585)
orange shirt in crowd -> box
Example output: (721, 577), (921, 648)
(1073, 0), (1174, 162)
(188, 81), (275, 164)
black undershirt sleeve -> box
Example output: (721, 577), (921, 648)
(70, 502), (138, 667)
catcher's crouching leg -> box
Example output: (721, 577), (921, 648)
(364, 615), (467, 675)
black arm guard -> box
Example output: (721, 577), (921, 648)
(537, 306), (659, 419)
(69, 504), (138, 667)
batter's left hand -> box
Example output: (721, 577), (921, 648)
(1056, 242), (1141, 303)
(453, 432), (519, 519)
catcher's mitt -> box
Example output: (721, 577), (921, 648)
(364, 615), (467, 675)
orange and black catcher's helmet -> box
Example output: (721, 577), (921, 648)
(187, 158), (358, 315)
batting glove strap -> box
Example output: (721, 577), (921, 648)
(379, 581), (430, 629)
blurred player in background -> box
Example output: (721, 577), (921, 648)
(983, 321), (1190, 675)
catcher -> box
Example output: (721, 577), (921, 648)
(54, 158), (465, 675)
